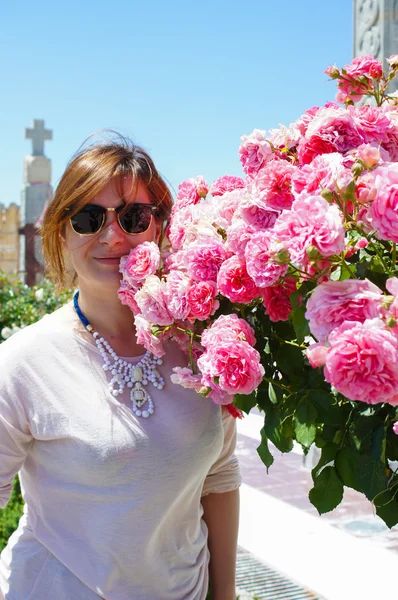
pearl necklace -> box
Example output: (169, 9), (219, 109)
(73, 291), (164, 418)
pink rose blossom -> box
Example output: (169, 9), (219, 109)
(245, 231), (289, 288)
(134, 314), (166, 358)
(201, 314), (256, 349)
(217, 255), (261, 304)
(117, 280), (140, 315)
(274, 195), (345, 265)
(170, 367), (203, 392)
(295, 106), (321, 136)
(369, 163), (398, 242)
(305, 279), (383, 342)
(323, 319), (398, 405)
(306, 343), (329, 368)
(135, 275), (173, 326)
(345, 55), (383, 79)
(216, 189), (245, 226)
(210, 175), (245, 197)
(163, 270), (191, 321)
(176, 176), (209, 202)
(186, 239), (228, 282)
(386, 277), (398, 320)
(239, 129), (273, 178)
(252, 161), (296, 211)
(393, 422), (398, 435)
(239, 195), (279, 230)
(168, 205), (197, 250)
(306, 106), (364, 154)
(297, 135), (338, 165)
(119, 242), (160, 285)
(262, 278), (296, 322)
(357, 143), (383, 167)
(226, 220), (257, 258)
(197, 340), (264, 395)
(350, 105), (392, 144)
(292, 153), (349, 198)
(187, 281), (219, 321)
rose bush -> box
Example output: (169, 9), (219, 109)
(119, 56), (398, 527)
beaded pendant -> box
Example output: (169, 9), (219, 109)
(73, 291), (164, 418)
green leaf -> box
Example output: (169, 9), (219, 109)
(275, 344), (304, 380)
(374, 479), (398, 528)
(372, 424), (387, 463)
(268, 382), (277, 405)
(309, 466), (344, 514)
(290, 304), (310, 344)
(357, 454), (388, 502)
(257, 429), (274, 472)
(234, 391), (257, 414)
(263, 406), (294, 453)
(335, 447), (360, 491)
(294, 401), (317, 449)
(312, 443), (338, 480)
(350, 415), (380, 451)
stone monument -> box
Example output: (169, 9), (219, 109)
(19, 119), (53, 285)
(354, 0), (398, 92)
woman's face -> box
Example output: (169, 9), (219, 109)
(64, 177), (161, 295)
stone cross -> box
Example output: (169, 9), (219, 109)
(25, 119), (52, 156)
(354, 0), (398, 92)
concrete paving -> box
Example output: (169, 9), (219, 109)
(236, 411), (398, 600)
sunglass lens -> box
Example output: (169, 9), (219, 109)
(70, 209), (103, 234)
(120, 205), (153, 234)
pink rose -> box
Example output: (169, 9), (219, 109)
(117, 280), (140, 315)
(295, 106), (321, 136)
(245, 231), (289, 288)
(305, 279), (383, 342)
(393, 422), (398, 435)
(201, 314), (256, 349)
(187, 281), (219, 321)
(176, 176), (209, 202)
(292, 153), (348, 197)
(226, 220), (257, 258)
(239, 129), (273, 178)
(323, 319), (398, 405)
(216, 189), (245, 226)
(350, 105), (392, 144)
(369, 163), (398, 242)
(170, 367), (203, 392)
(386, 277), (398, 321)
(163, 270), (191, 321)
(210, 175), (245, 197)
(297, 135), (338, 165)
(239, 195), (279, 230)
(134, 314), (166, 358)
(198, 340), (264, 395)
(345, 55), (383, 80)
(119, 242), (160, 285)
(252, 161), (296, 211)
(135, 275), (173, 326)
(217, 255), (261, 304)
(186, 239), (228, 282)
(168, 205), (197, 250)
(306, 106), (364, 153)
(262, 278), (296, 322)
(306, 343), (329, 368)
(274, 195), (345, 265)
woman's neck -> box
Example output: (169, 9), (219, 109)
(77, 286), (140, 355)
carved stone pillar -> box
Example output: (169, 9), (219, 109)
(354, 0), (398, 92)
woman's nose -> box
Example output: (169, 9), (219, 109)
(98, 212), (124, 245)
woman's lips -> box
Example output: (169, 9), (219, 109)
(94, 257), (122, 265)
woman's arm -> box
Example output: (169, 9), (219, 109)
(201, 488), (240, 600)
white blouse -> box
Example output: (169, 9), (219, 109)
(0, 303), (241, 599)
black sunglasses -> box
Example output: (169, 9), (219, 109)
(65, 203), (158, 236)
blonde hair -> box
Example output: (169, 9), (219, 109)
(41, 135), (173, 288)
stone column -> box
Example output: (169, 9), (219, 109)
(354, 0), (398, 92)
(20, 119), (53, 284)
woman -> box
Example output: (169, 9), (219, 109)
(0, 138), (241, 600)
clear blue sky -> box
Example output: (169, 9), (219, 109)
(1, 0), (353, 206)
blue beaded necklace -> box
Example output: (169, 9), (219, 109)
(73, 290), (164, 418)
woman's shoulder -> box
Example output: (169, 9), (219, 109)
(0, 302), (76, 366)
